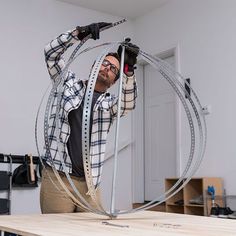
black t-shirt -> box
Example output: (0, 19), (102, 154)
(67, 91), (102, 177)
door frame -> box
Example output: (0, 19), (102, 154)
(131, 45), (182, 203)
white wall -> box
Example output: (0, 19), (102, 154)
(0, 0), (134, 214)
(134, 0), (236, 195)
(2, 0), (235, 215)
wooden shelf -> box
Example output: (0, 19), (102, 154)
(165, 177), (223, 216)
(185, 204), (204, 208)
(166, 203), (183, 206)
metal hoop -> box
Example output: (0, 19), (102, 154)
(35, 23), (206, 218)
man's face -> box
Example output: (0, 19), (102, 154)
(97, 55), (120, 89)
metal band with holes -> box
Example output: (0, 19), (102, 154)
(81, 43), (118, 213)
(35, 20), (126, 216)
(35, 20), (206, 217)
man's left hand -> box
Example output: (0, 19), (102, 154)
(76, 22), (112, 40)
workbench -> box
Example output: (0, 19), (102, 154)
(0, 211), (235, 236)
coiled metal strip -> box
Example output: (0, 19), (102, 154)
(35, 19), (126, 216)
(35, 18), (206, 217)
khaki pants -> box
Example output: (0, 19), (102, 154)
(40, 167), (101, 213)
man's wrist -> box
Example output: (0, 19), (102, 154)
(124, 64), (134, 76)
(125, 71), (134, 77)
(72, 28), (79, 36)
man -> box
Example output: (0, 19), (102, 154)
(40, 22), (138, 213)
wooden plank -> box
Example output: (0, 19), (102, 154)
(0, 211), (236, 236)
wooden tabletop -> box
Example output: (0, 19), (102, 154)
(0, 211), (236, 236)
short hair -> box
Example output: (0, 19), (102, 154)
(106, 52), (120, 63)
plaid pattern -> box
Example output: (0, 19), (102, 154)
(44, 28), (137, 187)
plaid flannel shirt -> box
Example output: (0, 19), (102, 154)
(43, 28), (137, 187)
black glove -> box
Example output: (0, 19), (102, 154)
(76, 22), (112, 40)
(118, 41), (139, 75)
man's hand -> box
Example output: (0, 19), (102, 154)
(76, 22), (112, 40)
(118, 42), (139, 76)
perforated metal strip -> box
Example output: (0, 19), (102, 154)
(35, 20), (126, 216)
(81, 43), (119, 213)
(35, 20), (206, 217)
(118, 51), (206, 214)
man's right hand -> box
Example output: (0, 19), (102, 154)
(118, 42), (140, 76)
(76, 22), (112, 40)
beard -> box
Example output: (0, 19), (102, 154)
(97, 70), (112, 87)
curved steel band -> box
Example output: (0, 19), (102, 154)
(35, 18), (207, 218)
(35, 19), (127, 216)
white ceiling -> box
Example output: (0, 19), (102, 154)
(56, 0), (171, 19)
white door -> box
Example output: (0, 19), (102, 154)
(144, 56), (177, 201)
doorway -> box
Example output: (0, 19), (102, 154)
(132, 48), (181, 203)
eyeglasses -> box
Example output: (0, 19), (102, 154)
(102, 59), (119, 76)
